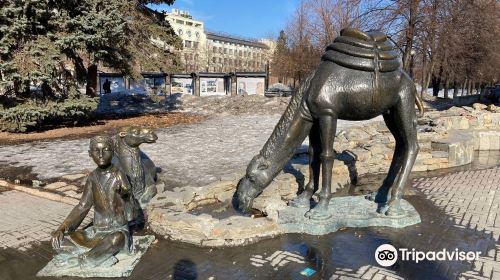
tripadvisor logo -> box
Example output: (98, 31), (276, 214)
(375, 244), (481, 267)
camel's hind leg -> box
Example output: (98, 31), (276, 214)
(365, 111), (405, 203)
(384, 83), (419, 216)
(305, 115), (337, 220)
(289, 122), (321, 208)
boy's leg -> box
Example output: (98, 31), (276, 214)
(79, 232), (125, 267)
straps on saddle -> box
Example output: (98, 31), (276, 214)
(321, 28), (401, 72)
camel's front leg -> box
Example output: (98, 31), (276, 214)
(305, 115), (337, 220)
(289, 122), (321, 208)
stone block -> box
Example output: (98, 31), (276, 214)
(345, 128), (371, 141)
(490, 135), (500, 150)
(431, 130), (474, 167)
(473, 103), (487, 110)
(479, 136), (491, 150)
(426, 162), (449, 171)
(423, 157), (449, 165)
(61, 173), (87, 181)
(65, 190), (80, 199)
(58, 185), (79, 193)
(412, 165), (428, 172)
(45, 182), (67, 190)
(37, 235), (155, 278)
(416, 153), (432, 161)
(351, 148), (372, 162)
(431, 151), (448, 158)
(278, 196), (421, 235)
(369, 144), (390, 156)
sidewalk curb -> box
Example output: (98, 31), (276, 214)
(0, 180), (78, 206)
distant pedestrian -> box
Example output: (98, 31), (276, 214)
(103, 79), (111, 94)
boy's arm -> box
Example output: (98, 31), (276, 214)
(56, 175), (94, 233)
(116, 170), (131, 195)
(52, 175), (93, 249)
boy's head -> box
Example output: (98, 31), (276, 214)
(89, 136), (114, 167)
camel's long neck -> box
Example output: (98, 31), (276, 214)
(258, 72), (314, 177)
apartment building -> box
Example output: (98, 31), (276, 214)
(164, 9), (273, 73)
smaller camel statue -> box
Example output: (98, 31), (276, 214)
(113, 126), (158, 206)
(235, 28), (423, 219)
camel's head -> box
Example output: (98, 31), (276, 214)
(118, 126), (158, 148)
(234, 155), (271, 213)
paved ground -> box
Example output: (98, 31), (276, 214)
(0, 113), (383, 187)
(328, 167), (500, 280)
(0, 190), (92, 251)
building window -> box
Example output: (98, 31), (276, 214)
(196, 31), (200, 38)
(187, 30), (192, 37)
(184, 40), (191, 48)
(213, 46), (217, 52)
(178, 28), (183, 35)
(212, 57), (217, 63)
(193, 42), (199, 49)
(224, 48), (227, 54)
(219, 57), (222, 63)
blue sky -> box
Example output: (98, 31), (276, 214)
(148, 0), (300, 39)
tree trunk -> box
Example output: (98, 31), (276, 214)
(444, 78), (449, 99)
(432, 75), (440, 96)
(462, 79), (467, 96)
(453, 81), (458, 99)
(467, 79), (473, 96)
(402, 0), (419, 72)
(86, 64), (98, 97)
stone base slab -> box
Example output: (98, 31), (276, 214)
(37, 235), (155, 278)
(278, 196), (421, 235)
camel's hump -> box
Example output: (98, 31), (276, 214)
(322, 28), (400, 72)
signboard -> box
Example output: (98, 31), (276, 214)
(130, 76), (167, 94)
(200, 77), (226, 96)
(171, 78), (193, 94)
(237, 77), (265, 95)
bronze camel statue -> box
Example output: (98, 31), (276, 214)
(235, 28), (423, 219)
(113, 126), (158, 206)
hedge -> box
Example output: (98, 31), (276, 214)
(0, 97), (98, 133)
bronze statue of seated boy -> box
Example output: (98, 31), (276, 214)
(51, 136), (133, 268)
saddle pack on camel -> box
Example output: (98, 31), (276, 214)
(322, 28), (400, 72)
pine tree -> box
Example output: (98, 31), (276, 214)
(0, 0), (180, 99)
(271, 30), (290, 83)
